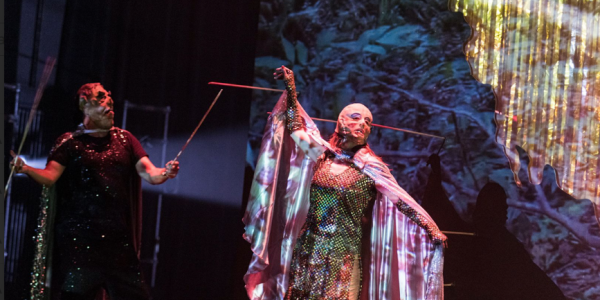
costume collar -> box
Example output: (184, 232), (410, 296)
(73, 123), (116, 136)
(327, 144), (368, 163)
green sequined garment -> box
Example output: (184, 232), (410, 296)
(286, 156), (377, 300)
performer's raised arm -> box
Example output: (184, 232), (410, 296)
(244, 74), (446, 298)
(274, 65), (325, 161)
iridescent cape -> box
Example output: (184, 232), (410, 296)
(243, 93), (444, 300)
(29, 127), (143, 300)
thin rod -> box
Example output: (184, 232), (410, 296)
(5, 57), (56, 199)
(208, 82), (285, 93)
(172, 89), (223, 163)
(436, 137), (447, 154)
(441, 230), (475, 236)
(211, 81), (445, 140)
(309, 117), (445, 140)
(211, 80), (446, 140)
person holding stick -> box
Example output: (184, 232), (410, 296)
(243, 66), (446, 300)
(10, 83), (179, 300)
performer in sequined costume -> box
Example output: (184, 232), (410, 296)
(286, 154), (377, 299)
(11, 83), (179, 300)
(243, 66), (446, 300)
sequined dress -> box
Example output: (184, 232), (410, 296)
(47, 129), (148, 296)
(286, 153), (377, 299)
(244, 92), (445, 300)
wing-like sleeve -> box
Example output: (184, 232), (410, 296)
(243, 91), (325, 300)
(355, 150), (445, 300)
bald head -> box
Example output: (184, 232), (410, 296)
(334, 103), (373, 150)
(339, 103), (372, 120)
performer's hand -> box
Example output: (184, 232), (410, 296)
(9, 150), (28, 174)
(164, 160), (179, 179)
(273, 65), (294, 82)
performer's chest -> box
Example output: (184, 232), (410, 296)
(309, 159), (376, 219)
(67, 134), (133, 180)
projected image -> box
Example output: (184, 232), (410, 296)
(249, 0), (600, 298)
(452, 0), (600, 210)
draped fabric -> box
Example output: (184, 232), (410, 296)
(30, 186), (58, 300)
(243, 92), (443, 299)
(449, 0), (600, 223)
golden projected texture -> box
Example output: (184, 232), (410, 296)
(450, 0), (600, 208)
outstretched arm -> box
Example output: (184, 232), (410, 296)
(365, 158), (447, 246)
(396, 201), (447, 246)
(135, 157), (179, 185)
(10, 152), (65, 186)
(274, 65), (325, 161)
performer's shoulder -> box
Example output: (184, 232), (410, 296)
(111, 127), (135, 137)
(356, 147), (388, 167)
(111, 128), (143, 145)
(49, 132), (76, 154)
(359, 157), (392, 181)
(112, 127), (131, 134)
(57, 131), (73, 138)
(54, 132), (75, 143)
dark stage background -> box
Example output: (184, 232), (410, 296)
(4, 0), (600, 300)
(4, 0), (259, 299)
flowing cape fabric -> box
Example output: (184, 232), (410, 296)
(243, 93), (444, 300)
(29, 128), (143, 300)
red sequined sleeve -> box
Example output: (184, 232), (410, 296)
(47, 132), (73, 167)
(123, 130), (149, 163)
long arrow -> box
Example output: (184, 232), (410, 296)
(211, 81), (446, 140)
(5, 57), (56, 199)
(162, 89), (223, 175)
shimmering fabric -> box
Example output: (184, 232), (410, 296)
(243, 91), (444, 300)
(31, 185), (57, 299)
(286, 157), (376, 299)
(450, 0), (600, 210)
(29, 128), (146, 300)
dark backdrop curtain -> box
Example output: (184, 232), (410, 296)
(6, 0), (260, 299)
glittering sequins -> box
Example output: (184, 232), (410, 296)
(397, 201), (445, 244)
(52, 130), (136, 275)
(286, 156), (376, 300)
(31, 129), (146, 298)
(284, 75), (304, 132)
(30, 186), (53, 299)
(55, 131), (132, 223)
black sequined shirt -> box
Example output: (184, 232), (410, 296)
(48, 129), (147, 268)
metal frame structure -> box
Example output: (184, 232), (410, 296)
(4, 82), (47, 285)
(4, 83), (22, 271)
(122, 100), (171, 288)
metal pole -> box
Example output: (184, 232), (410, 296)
(151, 106), (170, 288)
(121, 101), (171, 288)
(151, 194), (163, 288)
(5, 83), (21, 260)
(122, 101), (130, 130)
